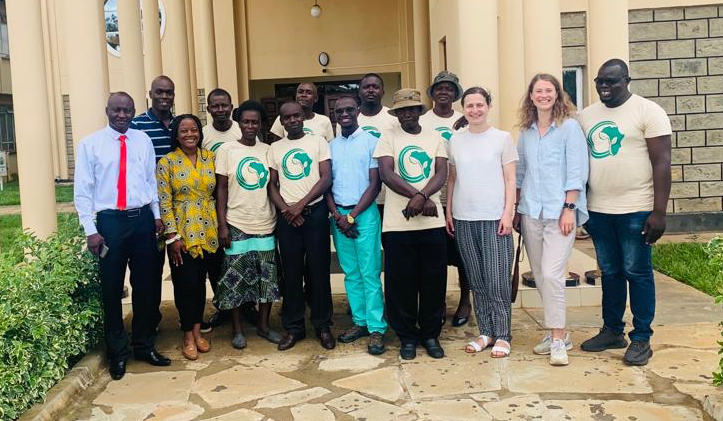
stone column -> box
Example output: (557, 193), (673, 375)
(522, 0), (563, 82)
(185, 0), (199, 115)
(6, 0), (57, 237)
(141, 0), (163, 89)
(164, 0), (193, 113)
(413, 0), (431, 106)
(64, 0), (110, 149)
(498, 0), (527, 135)
(588, 0), (629, 100)
(457, 0), (499, 125)
(118, 0), (148, 111)
(192, 0), (217, 99)
(213, 0), (239, 104)
(234, 0), (250, 100)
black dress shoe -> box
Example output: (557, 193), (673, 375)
(109, 359), (127, 380)
(441, 315), (447, 325)
(421, 338), (445, 359)
(400, 342), (417, 360)
(134, 349), (171, 366)
(452, 316), (469, 327)
(318, 329), (337, 350)
(278, 332), (305, 351)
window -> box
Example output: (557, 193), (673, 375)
(104, 0), (166, 57)
(563, 67), (584, 109)
(0, 106), (15, 152)
(439, 37), (448, 71)
(0, 13), (8, 58)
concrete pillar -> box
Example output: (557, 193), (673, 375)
(522, 0), (563, 82)
(413, 0), (431, 107)
(457, 0), (499, 125)
(39, 0), (60, 178)
(588, 0), (629, 103)
(185, 0), (199, 115)
(64, 0), (110, 149)
(141, 0), (163, 90)
(118, 0), (148, 111)
(213, 0), (239, 104)
(6, 0), (57, 237)
(192, 0), (217, 97)
(234, 0), (250, 100)
(498, 0), (527, 135)
(164, 0), (193, 113)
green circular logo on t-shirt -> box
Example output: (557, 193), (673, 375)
(398, 145), (432, 183)
(209, 142), (224, 152)
(236, 156), (269, 190)
(302, 127), (315, 135)
(362, 125), (382, 138)
(587, 121), (626, 159)
(435, 126), (454, 141)
(281, 148), (313, 180)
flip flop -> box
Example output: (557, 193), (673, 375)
(491, 339), (511, 358)
(465, 335), (492, 353)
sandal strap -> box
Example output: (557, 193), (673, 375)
(466, 335), (491, 352)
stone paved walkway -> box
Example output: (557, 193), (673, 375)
(60, 263), (723, 421)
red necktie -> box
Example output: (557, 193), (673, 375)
(117, 134), (127, 210)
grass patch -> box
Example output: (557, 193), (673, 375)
(0, 180), (73, 206)
(0, 213), (78, 250)
(652, 242), (721, 297)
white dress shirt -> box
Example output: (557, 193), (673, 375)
(74, 125), (161, 236)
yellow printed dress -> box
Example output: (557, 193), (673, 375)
(156, 147), (219, 257)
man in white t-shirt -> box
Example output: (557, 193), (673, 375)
(373, 89), (448, 360)
(270, 83), (334, 142)
(419, 70), (470, 329)
(578, 59), (672, 366)
(268, 101), (335, 351)
(201, 88), (242, 153)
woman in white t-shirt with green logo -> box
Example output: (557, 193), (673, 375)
(446, 87), (518, 358)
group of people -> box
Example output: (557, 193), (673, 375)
(73, 57), (671, 381)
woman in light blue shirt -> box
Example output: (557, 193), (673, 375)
(513, 73), (589, 366)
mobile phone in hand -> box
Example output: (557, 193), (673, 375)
(401, 209), (410, 220)
(99, 244), (109, 258)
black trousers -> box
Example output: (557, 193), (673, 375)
(97, 206), (161, 361)
(169, 248), (223, 331)
(383, 227), (447, 344)
(277, 201), (333, 335)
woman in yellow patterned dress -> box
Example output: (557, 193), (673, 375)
(156, 114), (221, 360)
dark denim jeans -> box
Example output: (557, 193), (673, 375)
(584, 211), (655, 341)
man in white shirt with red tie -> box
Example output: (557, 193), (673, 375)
(74, 92), (170, 381)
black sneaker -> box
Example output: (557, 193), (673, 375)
(580, 327), (628, 352)
(623, 340), (653, 366)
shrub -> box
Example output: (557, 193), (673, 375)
(705, 236), (723, 386)
(0, 217), (102, 420)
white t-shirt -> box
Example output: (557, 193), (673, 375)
(419, 109), (464, 206)
(271, 113), (335, 142)
(267, 134), (331, 206)
(447, 127), (519, 221)
(373, 127), (448, 232)
(578, 94), (672, 214)
(215, 141), (276, 235)
(201, 121), (242, 153)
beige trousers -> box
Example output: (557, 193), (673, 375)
(521, 215), (575, 329)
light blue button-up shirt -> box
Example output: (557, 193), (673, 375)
(329, 127), (379, 206)
(516, 118), (589, 225)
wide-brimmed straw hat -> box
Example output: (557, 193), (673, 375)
(388, 89), (428, 116)
(427, 70), (463, 102)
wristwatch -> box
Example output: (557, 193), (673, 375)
(346, 214), (355, 224)
(563, 202), (576, 210)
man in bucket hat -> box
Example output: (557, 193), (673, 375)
(373, 89), (449, 360)
(420, 71), (471, 329)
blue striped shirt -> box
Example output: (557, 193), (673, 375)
(130, 108), (173, 162)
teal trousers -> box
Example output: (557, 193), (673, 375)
(331, 205), (387, 333)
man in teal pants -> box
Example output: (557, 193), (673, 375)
(326, 95), (386, 355)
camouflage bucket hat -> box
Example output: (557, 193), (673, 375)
(427, 70), (463, 102)
(388, 88), (428, 116)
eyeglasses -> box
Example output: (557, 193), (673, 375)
(334, 107), (358, 115)
(594, 76), (628, 85)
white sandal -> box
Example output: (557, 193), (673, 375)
(491, 339), (511, 358)
(465, 335), (492, 353)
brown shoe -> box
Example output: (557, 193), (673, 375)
(317, 329), (336, 350)
(183, 340), (198, 360)
(368, 332), (386, 355)
(278, 332), (305, 351)
(338, 324), (370, 343)
(195, 337), (210, 353)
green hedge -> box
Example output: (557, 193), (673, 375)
(0, 217), (103, 420)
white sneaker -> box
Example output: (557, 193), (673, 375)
(533, 332), (572, 355)
(549, 338), (569, 366)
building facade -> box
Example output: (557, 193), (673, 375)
(5, 0), (723, 237)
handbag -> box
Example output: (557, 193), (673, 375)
(511, 232), (523, 303)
